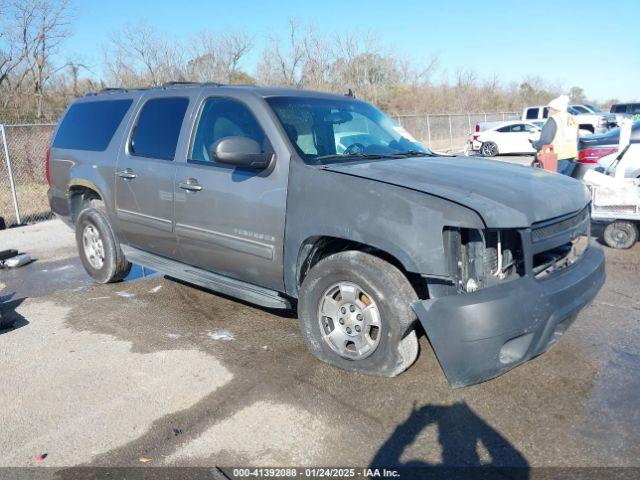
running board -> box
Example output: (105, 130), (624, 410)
(121, 245), (291, 310)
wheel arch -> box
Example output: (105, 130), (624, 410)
(294, 235), (429, 300)
(67, 179), (105, 223)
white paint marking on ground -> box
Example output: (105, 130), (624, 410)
(167, 401), (329, 465)
(0, 299), (233, 467)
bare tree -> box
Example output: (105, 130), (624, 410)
(258, 19), (305, 87)
(301, 26), (334, 89)
(188, 31), (253, 83)
(104, 23), (185, 87)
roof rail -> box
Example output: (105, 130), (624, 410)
(84, 81), (229, 97)
(162, 81), (224, 88)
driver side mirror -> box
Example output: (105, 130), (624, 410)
(211, 137), (272, 169)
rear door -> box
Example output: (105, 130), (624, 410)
(115, 95), (191, 257)
(173, 94), (289, 290)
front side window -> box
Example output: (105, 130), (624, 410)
(510, 124), (525, 132)
(266, 96), (428, 164)
(525, 108), (539, 120)
(130, 97), (189, 160)
(190, 97), (266, 163)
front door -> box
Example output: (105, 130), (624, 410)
(115, 96), (190, 257)
(173, 96), (288, 290)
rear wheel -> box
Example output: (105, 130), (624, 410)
(603, 221), (638, 249)
(75, 205), (131, 283)
(481, 141), (499, 157)
(298, 251), (419, 377)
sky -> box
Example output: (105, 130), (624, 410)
(62, 0), (639, 102)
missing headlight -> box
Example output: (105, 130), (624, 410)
(443, 227), (524, 293)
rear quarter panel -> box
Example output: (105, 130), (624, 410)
(49, 94), (141, 236)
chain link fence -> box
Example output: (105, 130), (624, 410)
(0, 112), (519, 228)
(392, 112), (519, 152)
(1, 123), (56, 228)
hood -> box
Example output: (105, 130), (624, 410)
(322, 156), (590, 228)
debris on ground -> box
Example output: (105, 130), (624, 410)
(207, 330), (234, 341)
(138, 456), (152, 463)
(149, 285), (162, 293)
(0, 250), (31, 269)
(35, 453), (47, 462)
(116, 291), (136, 298)
(166, 333), (181, 339)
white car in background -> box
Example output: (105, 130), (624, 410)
(470, 121), (541, 157)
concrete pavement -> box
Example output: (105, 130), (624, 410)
(0, 217), (639, 471)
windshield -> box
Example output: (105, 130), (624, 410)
(572, 105), (590, 114)
(585, 104), (605, 113)
(265, 96), (429, 164)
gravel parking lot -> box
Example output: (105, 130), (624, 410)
(1, 171), (639, 474)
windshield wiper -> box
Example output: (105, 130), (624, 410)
(315, 152), (387, 161)
(390, 150), (436, 157)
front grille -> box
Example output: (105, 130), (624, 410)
(531, 210), (591, 279)
(531, 207), (589, 243)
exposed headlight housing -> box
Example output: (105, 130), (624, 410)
(443, 227), (524, 293)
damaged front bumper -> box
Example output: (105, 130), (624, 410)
(412, 244), (605, 388)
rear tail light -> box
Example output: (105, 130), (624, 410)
(578, 147), (617, 164)
(475, 124), (480, 132)
(472, 124), (480, 141)
(45, 147), (51, 185)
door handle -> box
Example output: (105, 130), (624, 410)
(117, 168), (137, 179)
(178, 179), (203, 192)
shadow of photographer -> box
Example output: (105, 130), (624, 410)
(371, 402), (529, 479)
(0, 295), (28, 333)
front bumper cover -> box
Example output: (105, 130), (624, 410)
(412, 244), (605, 388)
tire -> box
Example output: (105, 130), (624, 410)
(298, 251), (419, 377)
(75, 205), (131, 283)
(481, 141), (498, 157)
(603, 221), (638, 249)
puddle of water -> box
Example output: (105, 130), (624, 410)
(123, 264), (157, 282)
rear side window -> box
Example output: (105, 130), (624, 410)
(525, 108), (538, 120)
(130, 97), (189, 160)
(53, 99), (133, 151)
(612, 104), (626, 113)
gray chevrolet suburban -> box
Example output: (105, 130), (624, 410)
(47, 83), (605, 387)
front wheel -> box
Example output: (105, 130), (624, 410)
(603, 221), (638, 249)
(481, 141), (499, 157)
(298, 251), (419, 377)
